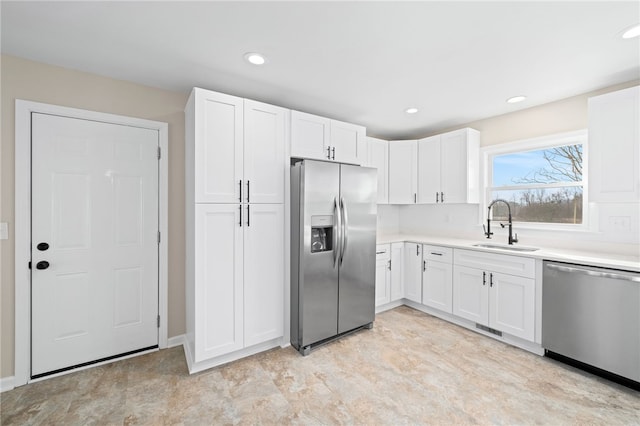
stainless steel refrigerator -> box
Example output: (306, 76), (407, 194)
(291, 159), (377, 355)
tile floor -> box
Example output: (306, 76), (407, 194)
(1, 306), (638, 425)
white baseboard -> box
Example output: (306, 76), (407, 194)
(1, 376), (15, 393)
(167, 334), (186, 348)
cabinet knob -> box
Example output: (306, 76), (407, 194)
(36, 261), (50, 270)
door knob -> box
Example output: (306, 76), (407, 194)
(36, 261), (50, 270)
(37, 242), (49, 251)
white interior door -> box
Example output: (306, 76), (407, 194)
(31, 113), (159, 377)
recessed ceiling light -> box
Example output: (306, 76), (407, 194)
(622, 23), (640, 39)
(244, 52), (266, 65)
(405, 107), (418, 114)
(506, 96), (526, 104)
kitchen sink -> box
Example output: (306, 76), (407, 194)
(472, 243), (540, 252)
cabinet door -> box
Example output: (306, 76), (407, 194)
(422, 260), (453, 313)
(441, 129), (480, 204)
(489, 272), (535, 341)
(403, 243), (422, 303)
(453, 265), (488, 325)
(375, 245), (391, 307)
(195, 204), (244, 361)
(367, 137), (389, 204)
(195, 90), (243, 203)
(417, 135), (441, 204)
(588, 86), (640, 203)
(244, 204), (284, 347)
(332, 119), (365, 165)
(390, 242), (404, 301)
(243, 100), (287, 204)
(388, 140), (418, 204)
(291, 110), (331, 160)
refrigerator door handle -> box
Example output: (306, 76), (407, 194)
(333, 197), (340, 268)
(339, 197), (348, 265)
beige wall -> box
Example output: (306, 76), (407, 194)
(431, 80), (640, 145)
(1, 55), (188, 378)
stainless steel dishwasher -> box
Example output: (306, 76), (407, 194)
(542, 261), (640, 388)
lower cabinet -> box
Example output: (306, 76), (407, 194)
(375, 243), (404, 307)
(422, 245), (453, 313)
(375, 244), (391, 306)
(187, 203), (284, 371)
(453, 249), (535, 341)
(404, 243), (422, 303)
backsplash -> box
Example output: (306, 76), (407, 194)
(378, 203), (639, 258)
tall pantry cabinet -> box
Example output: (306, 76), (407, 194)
(184, 88), (287, 373)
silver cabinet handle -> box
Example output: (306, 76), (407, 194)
(239, 204), (242, 227)
(423, 260), (426, 272)
(333, 197), (340, 268)
(331, 147), (336, 160)
(482, 271), (486, 286)
(340, 197), (348, 264)
(430, 252), (443, 256)
(326, 146), (331, 159)
(388, 260), (392, 271)
(247, 205), (250, 227)
(489, 272), (493, 287)
(416, 245), (419, 256)
(239, 180), (242, 202)
(436, 192), (439, 203)
(246, 180), (250, 203)
(441, 192), (444, 202)
(547, 264), (640, 282)
(376, 251), (386, 255)
(414, 193), (417, 203)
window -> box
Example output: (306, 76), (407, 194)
(486, 131), (586, 226)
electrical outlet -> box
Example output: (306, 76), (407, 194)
(0, 223), (8, 240)
(609, 216), (631, 231)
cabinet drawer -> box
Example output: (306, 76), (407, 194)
(454, 249), (535, 278)
(376, 244), (391, 261)
(423, 245), (453, 263)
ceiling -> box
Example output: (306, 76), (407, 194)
(2, 1), (639, 140)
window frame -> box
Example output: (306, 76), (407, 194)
(481, 130), (589, 231)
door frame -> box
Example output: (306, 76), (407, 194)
(14, 100), (169, 387)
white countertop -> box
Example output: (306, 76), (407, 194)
(377, 233), (640, 272)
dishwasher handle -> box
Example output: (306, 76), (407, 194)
(546, 263), (640, 283)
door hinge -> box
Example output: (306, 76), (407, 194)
(157, 315), (161, 328)
(157, 146), (161, 160)
(157, 231), (161, 244)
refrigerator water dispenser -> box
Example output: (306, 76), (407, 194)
(310, 215), (333, 253)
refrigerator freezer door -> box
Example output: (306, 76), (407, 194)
(297, 160), (341, 347)
(338, 164), (377, 334)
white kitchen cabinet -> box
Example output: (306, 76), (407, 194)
(290, 110), (366, 164)
(404, 242), (422, 303)
(375, 243), (404, 307)
(185, 87), (287, 373)
(187, 89), (286, 204)
(588, 86), (640, 203)
(421, 245), (453, 313)
(244, 100), (287, 204)
(390, 242), (404, 301)
(375, 244), (391, 306)
(388, 140), (418, 204)
(453, 249), (535, 341)
(417, 128), (480, 204)
(367, 137), (389, 204)
(193, 204), (244, 360)
(243, 204), (285, 347)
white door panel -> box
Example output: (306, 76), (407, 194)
(31, 113), (159, 376)
(243, 204), (284, 347)
(452, 265), (488, 325)
(196, 91), (243, 203)
(195, 204), (244, 361)
(244, 100), (286, 204)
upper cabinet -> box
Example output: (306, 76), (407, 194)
(186, 88), (287, 204)
(388, 140), (418, 204)
(291, 110), (366, 165)
(366, 137), (389, 204)
(588, 86), (640, 203)
(418, 128), (480, 204)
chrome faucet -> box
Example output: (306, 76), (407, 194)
(484, 199), (518, 245)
